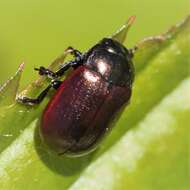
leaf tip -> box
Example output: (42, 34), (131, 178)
(0, 63), (25, 106)
(111, 15), (136, 44)
(19, 62), (25, 71)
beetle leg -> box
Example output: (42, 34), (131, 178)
(51, 80), (62, 90)
(34, 45), (83, 79)
(34, 61), (72, 79)
(35, 59), (82, 79)
(17, 85), (52, 105)
(17, 80), (62, 105)
(34, 67), (57, 79)
(35, 47), (82, 79)
(55, 60), (81, 77)
(65, 46), (82, 60)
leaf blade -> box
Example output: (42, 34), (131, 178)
(0, 16), (189, 190)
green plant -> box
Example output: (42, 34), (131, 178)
(0, 16), (189, 190)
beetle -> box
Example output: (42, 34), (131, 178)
(17, 17), (135, 156)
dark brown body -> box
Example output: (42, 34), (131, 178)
(40, 38), (134, 155)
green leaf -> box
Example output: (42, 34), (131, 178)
(0, 52), (68, 152)
(111, 15), (136, 43)
(0, 63), (24, 107)
(0, 16), (189, 190)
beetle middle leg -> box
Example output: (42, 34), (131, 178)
(35, 47), (83, 79)
(17, 80), (62, 105)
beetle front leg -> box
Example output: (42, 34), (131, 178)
(17, 80), (62, 106)
(65, 46), (82, 60)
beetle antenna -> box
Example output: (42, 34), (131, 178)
(111, 15), (136, 44)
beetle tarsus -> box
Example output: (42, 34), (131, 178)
(34, 67), (57, 79)
(34, 62), (73, 79)
(65, 46), (82, 60)
(17, 85), (51, 105)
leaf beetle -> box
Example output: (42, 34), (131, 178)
(18, 16), (136, 156)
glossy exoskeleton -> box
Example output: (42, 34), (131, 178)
(18, 37), (134, 156)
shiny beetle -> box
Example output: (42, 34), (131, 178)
(18, 17), (135, 156)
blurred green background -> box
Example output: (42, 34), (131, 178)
(0, 0), (189, 87)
